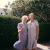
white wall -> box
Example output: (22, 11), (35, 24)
(0, 8), (5, 16)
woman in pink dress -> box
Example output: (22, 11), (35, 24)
(27, 13), (39, 50)
(13, 15), (28, 50)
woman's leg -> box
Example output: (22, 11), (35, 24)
(13, 40), (20, 49)
(32, 40), (37, 50)
(13, 40), (25, 50)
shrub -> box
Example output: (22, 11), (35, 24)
(0, 16), (21, 49)
(39, 23), (50, 43)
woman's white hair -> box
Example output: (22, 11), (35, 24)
(21, 15), (28, 21)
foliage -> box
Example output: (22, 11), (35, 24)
(39, 23), (50, 43)
(10, 0), (50, 22)
(0, 16), (21, 49)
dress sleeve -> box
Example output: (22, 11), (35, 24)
(35, 20), (39, 27)
(17, 23), (21, 30)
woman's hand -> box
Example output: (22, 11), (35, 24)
(18, 28), (24, 33)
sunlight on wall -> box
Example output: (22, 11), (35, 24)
(0, 0), (15, 8)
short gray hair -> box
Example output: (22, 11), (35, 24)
(29, 13), (35, 17)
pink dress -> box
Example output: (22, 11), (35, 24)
(27, 20), (39, 50)
(13, 22), (28, 50)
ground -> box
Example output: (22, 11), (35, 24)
(1, 43), (50, 50)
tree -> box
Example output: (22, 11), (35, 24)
(3, 5), (8, 15)
(10, 0), (34, 16)
(10, 0), (50, 22)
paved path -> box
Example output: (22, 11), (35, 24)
(2, 44), (49, 50)
(37, 44), (49, 50)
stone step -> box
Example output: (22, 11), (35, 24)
(37, 44), (49, 50)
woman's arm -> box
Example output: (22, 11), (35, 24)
(35, 20), (39, 40)
(17, 23), (24, 33)
(36, 26), (39, 40)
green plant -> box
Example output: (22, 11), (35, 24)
(0, 16), (21, 49)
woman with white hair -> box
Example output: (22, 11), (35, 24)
(13, 15), (28, 50)
(27, 13), (39, 50)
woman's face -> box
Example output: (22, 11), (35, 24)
(29, 16), (35, 21)
(27, 16), (30, 21)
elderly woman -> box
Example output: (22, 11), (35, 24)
(27, 13), (39, 50)
(13, 15), (28, 50)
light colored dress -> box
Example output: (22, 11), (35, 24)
(27, 20), (39, 50)
(13, 22), (28, 50)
